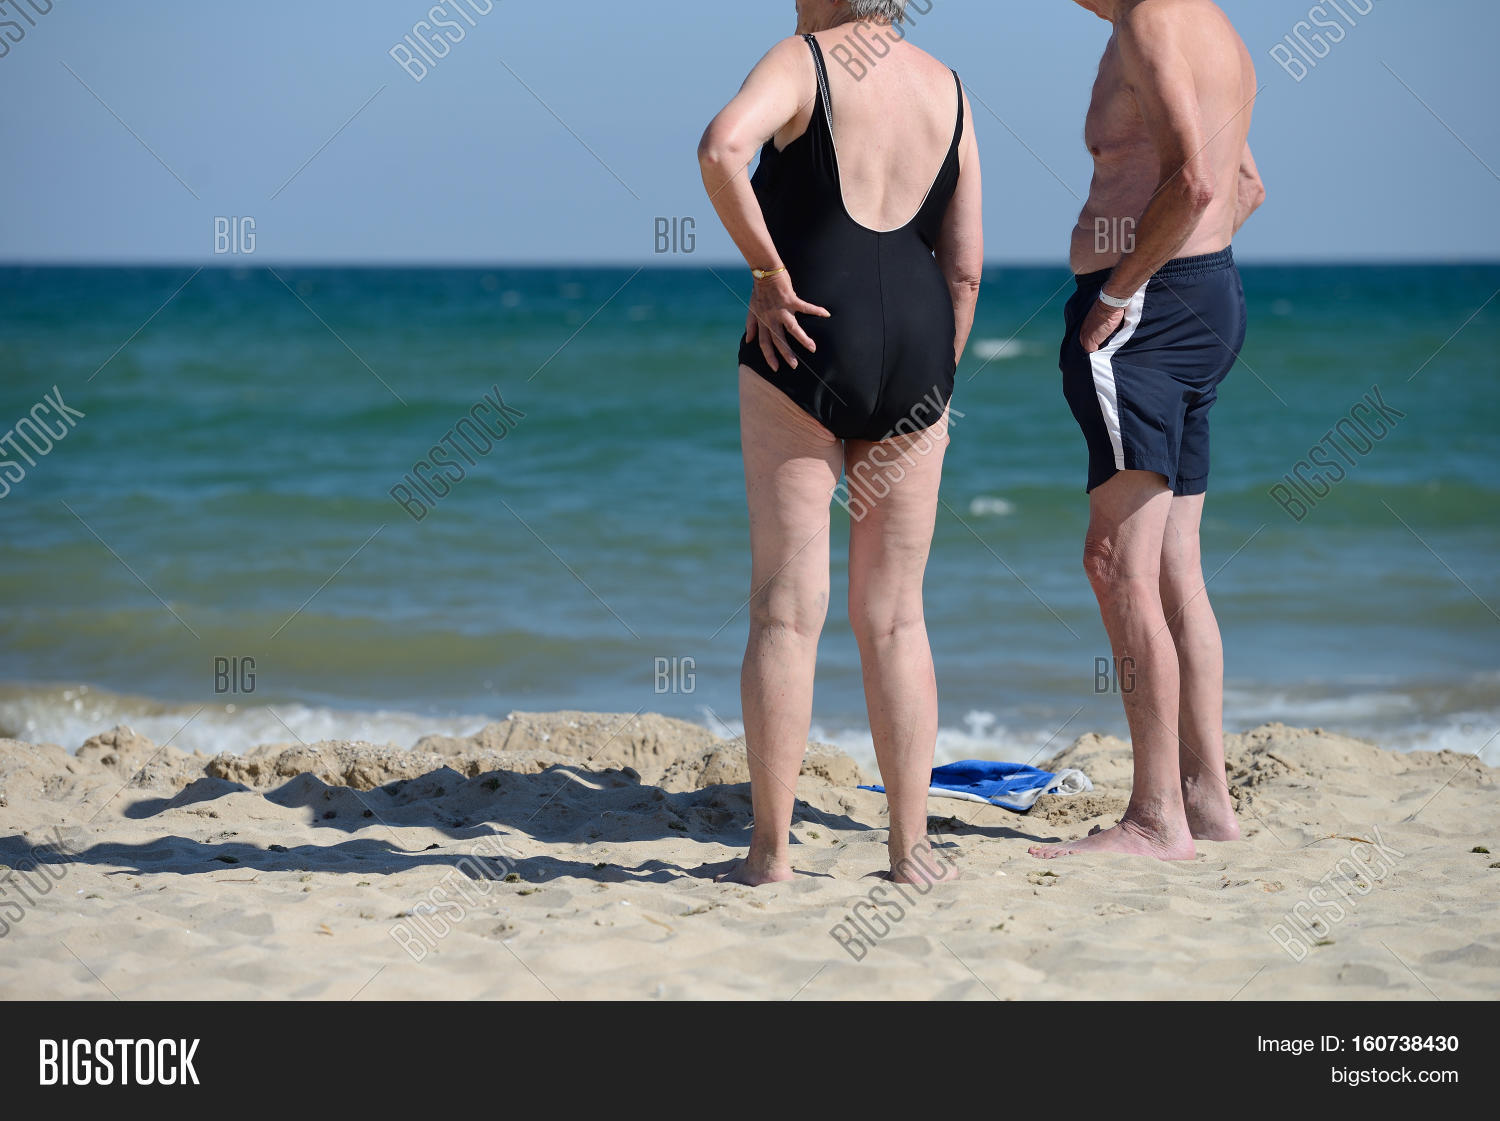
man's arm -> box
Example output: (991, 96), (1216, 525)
(1101, 6), (1216, 298)
(1234, 143), (1265, 233)
(1080, 6), (1215, 351)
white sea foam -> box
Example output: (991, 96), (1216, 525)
(5, 683), (1496, 772)
(0, 685), (490, 757)
(704, 707), (1086, 772)
(710, 690), (1500, 775)
(970, 338), (1028, 361)
(967, 495), (1015, 517)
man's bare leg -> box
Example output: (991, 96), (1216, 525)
(1160, 493), (1240, 840)
(1030, 469), (1196, 860)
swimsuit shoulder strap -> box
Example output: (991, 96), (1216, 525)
(796, 33), (841, 187)
(804, 34), (835, 133)
(949, 70), (965, 156)
(909, 69), (966, 232)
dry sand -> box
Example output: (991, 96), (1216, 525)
(0, 713), (1494, 1000)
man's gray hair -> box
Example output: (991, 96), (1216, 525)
(848, 0), (907, 23)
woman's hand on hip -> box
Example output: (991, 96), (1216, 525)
(745, 273), (830, 372)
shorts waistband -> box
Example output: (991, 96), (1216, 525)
(1075, 246), (1236, 287)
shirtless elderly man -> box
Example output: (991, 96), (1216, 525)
(1035, 0), (1265, 860)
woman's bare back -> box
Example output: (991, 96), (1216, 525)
(774, 31), (961, 233)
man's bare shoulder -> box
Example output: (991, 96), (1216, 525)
(1117, 0), (1238, 46)
(1116, 0), (1249, 83)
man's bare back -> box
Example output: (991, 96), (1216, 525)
(1071, 0), (1259, 276)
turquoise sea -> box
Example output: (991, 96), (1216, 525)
(1, 264), (1496, 768)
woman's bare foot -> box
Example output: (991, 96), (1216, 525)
(887, 859), (960, 884)
(714, 857), (794, 886)
(1028, 816), (1196, 861)
(886, 840), (960, 884)
(1182, 778), (1242, 841)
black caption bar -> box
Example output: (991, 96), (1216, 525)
(2, 1000), (1491, 1109)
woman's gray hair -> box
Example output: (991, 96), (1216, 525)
(848, 0), (907, 23)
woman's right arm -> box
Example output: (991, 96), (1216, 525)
(935, 90), (984, 370)
(699, 39), (830, 373)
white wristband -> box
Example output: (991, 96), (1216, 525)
(1097, 289), (1135, 310)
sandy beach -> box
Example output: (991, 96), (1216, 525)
(0, 713), (1494, 1000)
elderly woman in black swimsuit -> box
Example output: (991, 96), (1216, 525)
(699, 0), (983, 885)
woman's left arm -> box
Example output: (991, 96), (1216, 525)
(935, 90), (983, 370)
(699, 39), (829, 372)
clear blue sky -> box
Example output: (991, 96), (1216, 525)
(2, 0), (1496, 264)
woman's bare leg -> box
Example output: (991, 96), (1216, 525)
(722, 367), (842, 886)
(845, 412), (956, 883)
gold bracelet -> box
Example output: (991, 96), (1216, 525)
(751, 266), (787, 282)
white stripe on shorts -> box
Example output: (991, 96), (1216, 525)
(1087, 286), (1148, 472)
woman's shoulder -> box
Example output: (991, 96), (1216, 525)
(900, 42), (957, 80)
(764, 34), (816, 64)
(815, 29), (956, 82)
(741, 35), (816, 83)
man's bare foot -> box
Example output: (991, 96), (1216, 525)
(1028, 816), (1196, 861)
(1182, 779), (1242, 841)
(714, 857), (793, 886)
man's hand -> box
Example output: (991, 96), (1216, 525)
(1234, 144), (1266, 234)
(1079, 297), (1126, 354)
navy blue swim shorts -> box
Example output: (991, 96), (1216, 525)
(1061, 247), (1246, 496)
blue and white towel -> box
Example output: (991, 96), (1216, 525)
(860, 760), (1093, 814)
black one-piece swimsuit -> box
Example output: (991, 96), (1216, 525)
(737, 34), (964, 442)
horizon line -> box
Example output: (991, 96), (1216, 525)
(3, 256), (1499, 271)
